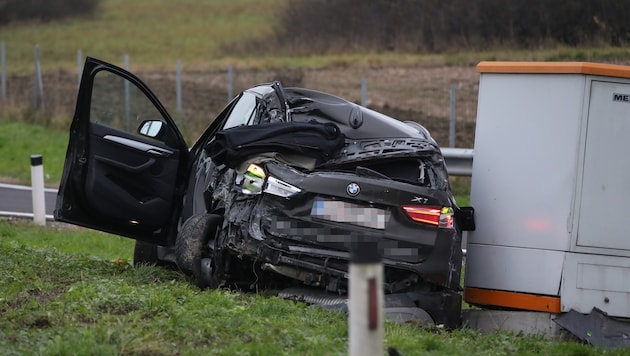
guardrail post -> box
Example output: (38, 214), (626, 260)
(30, 155), (46, 226)
(349, 242), (383, 356)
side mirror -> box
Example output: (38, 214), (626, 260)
(457, 206), (476, 231)
(138, 120), (166, 140)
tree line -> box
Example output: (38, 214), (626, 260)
(2, 0), (628, 54)
(0, 0), (100, 25)
(275, 0), (630, 53)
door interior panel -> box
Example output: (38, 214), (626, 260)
(55, 58), (190, 244)
(85, 122), (179, 227)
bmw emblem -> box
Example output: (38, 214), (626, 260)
(346, 182), (361, 197)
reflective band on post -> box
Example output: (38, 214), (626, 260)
(368, 277), (378, 330)
(30, 155), (43, 166)
(349, 241), (384, 356)
(464, 287), (561, 313)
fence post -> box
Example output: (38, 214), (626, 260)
(227, 65), (234, 102)
(176, 59), (182, 114)
(124, 54), (130, 132)
(361, 79), (367, 107)
(449, 84), (456, 147)
(349, 242), (383, 356)
(1, 40), (6, 101)
(77, 49), (83, 87)
(30, 155), (46, 226)
(34, 45), (44, 110)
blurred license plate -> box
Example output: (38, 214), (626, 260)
(310, 197), (390, 229)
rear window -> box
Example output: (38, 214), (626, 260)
(223, 92), (257, 129)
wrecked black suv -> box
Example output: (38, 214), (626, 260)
(55, 57), (474, 328)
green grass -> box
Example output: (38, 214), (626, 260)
(0, 119), (68, 185)
(1, 219), (621, 355)
(450, 176), (471, 206)
(0, 220), (133, 260)
(1, 0), (287, 73)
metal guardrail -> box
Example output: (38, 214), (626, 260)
(442, 148), (474, 176)
(0, 183), (57, 221)
(0, 211), (55, 221)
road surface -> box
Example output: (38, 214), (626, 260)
(0, 183), (58, 219)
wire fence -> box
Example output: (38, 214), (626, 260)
(0, 42), (479, 147)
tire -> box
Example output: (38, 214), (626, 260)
(133, 240), (160, 266)
(175, 214), (222, 274)
(196, 257), (216, 289)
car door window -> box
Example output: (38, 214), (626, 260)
(222, 92), (257, 130)
(90, 70), (167, 143)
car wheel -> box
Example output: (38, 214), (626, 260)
(133, 240), (160, 266)
(195, 257), (218, 289)
(175, 214), (222, 274)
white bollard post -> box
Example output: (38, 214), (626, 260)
(349, 242), (384, 356)
(30, 154), (46, 226)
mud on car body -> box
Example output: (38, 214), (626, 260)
(55, 57), (474, 328)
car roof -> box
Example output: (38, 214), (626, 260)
(285, 87), (429, 141)
(241, 82), (436, 142)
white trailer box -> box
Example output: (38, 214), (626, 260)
(465, 62), (630, 318)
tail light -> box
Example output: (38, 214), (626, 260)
(402, 206), (453, 228)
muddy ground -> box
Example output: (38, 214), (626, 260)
(2, 64), (480, 147)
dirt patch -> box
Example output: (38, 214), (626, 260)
(3, 64), (479, 147)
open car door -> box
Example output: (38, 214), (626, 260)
(55, 57), (189, 245)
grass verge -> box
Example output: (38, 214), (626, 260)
(0, 219), (623, 355)
(0, 119), (68, 186)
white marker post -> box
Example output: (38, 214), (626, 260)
(349, 242), (384, 356)
(30, 154), (46, 226)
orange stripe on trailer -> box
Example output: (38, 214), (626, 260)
(465, 287), (561, 313)
(477, 61), (630, 79)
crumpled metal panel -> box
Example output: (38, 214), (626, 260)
(554, 308), (630, 349)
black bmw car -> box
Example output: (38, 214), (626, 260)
(55, 57), (474, 328)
